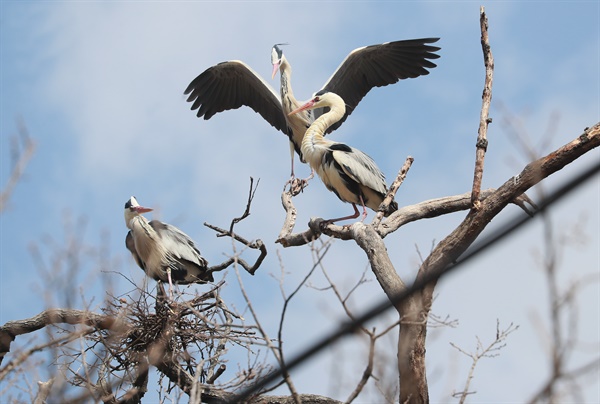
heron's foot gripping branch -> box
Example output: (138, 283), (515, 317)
(286, 176), (310, 197)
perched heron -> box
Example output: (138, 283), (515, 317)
(124, 196), (212, 297)
(184, 38), (440, 179)
(288, 91), (398, 223)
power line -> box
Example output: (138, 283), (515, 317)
(235, 159), (600, 401)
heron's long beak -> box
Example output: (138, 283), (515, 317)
(134, 206), (153, 213)
(271, 62), (280, 79)
(288, 99), (315, 116)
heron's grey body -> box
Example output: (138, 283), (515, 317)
(290, 91), (398, 222)
(124, 197), (212, 295)
(184, 38), (440, 177)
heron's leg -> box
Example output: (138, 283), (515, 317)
(285, 146), (313, 196)
(297, 149), (314, 188)
(167, 267), (174, 299)
(285, 142), (304, 196)
(289, 140), (296, 178)
(359, 196), (368, 222)
(303, 167), (315, 183)
(325, 203), (361, 224)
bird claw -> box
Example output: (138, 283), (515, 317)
(286, 177), (309, 196)
(318, 219), (334, 231)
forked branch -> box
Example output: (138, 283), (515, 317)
(204, 177), (267, 275)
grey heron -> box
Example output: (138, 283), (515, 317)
(184, 38), (440, 179)
(288, 91), (398, 223)
(124, 196), (212, 297)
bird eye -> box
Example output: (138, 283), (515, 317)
(314, 96), (320, 102)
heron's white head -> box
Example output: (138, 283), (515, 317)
(271, 43), (288, 79)
(124, 196), (153, 229)
(288, 91), (346, 116)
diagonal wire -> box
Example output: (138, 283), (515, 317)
(235, 159), (600, 401)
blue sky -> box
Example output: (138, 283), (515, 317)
(1, 1), (599, 402)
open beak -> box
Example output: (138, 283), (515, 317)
(134, 206), (153, 213)
(288, 99), (315, 116)
(271, 62), (280, 79)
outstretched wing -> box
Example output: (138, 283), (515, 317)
(318, 38), (441, 133)
(185, 60), (290, 136)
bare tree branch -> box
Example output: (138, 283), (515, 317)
(471, 6), (495, 209)
(204, 177), (267, 275)
(525, 207), (600, 403)
(0, 309), (128, 368)
(277, 187), (536, 247)
(229, 177), (260, 234)
(451, 320), (519, 403)
(33, 378), (55, 404)
(203, 224), (267, 275)
(372, 156), (414, 227)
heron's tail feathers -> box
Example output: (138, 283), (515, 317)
(172, 259), (214, 284)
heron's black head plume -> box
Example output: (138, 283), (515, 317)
(272, 43), (289, 59)
(125, 196), (138, 210)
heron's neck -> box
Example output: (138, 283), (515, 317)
(301, 103), (345, 157)
(279, 57), (296, 101)
(130, 215), (155, 237)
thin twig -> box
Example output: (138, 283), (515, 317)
(231, 258), (300, 401)
(526, 207), (600, 403)
(345, 333), (376, 404)
(203, 177), (267, 275)
(275, 243), (332, 403)
(372, 156), (414, 227)
(229, 177), (260, 234)
(0, 119), (36, 213)
(451, 320), (518, 403)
